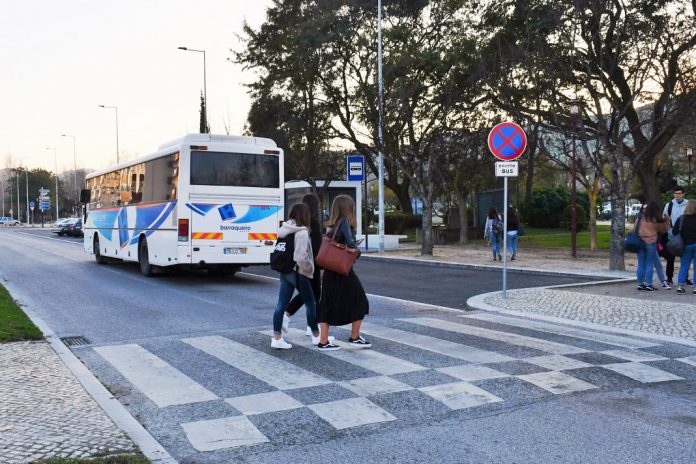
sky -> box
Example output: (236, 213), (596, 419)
(0, 0), (271, 174)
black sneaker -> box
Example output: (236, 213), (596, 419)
(317, 341), (341, 351)
(637, 284), (647, 291)
(348, 335), (372, 348)
(644, 285), (658, 292)
(676, 287), (686, 294)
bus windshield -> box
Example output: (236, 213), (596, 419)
(190, 151), (279, 188)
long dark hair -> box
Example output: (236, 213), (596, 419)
(507, 207), (519, 225)
(643, 201), (661, 222)
(488, 206), (498, 220)
(289, 203), (311, 229)
(302, 193), (320, 224)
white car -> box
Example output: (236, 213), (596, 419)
(0, 217), (21, 226)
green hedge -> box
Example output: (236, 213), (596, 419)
(521, 187), (589, 228)
(384, 212), (422, 234)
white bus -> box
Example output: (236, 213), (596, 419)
(82, 134), (284, 276)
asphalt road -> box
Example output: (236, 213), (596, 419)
(1, 228), (695, 463)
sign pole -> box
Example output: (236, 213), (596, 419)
(364, 178), (369, 251)
(503, 177), (508, 298)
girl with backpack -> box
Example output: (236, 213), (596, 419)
(484, 206), (503, 261)
(317, 195), (370, 351)
(635, 201), (669, 291)
(271, 203), (320, 349)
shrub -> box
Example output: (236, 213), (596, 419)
(384, 212), (422, 234)
(559, 204), (589, 232)
(520, 187), (570, 228)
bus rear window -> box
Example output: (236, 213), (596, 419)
(190, 151), (279, 188)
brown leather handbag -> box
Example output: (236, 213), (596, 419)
(315, 219), (359, 276)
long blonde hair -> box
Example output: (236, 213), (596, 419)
(326, 195), (356, 228)
(684, 199), (696, 216)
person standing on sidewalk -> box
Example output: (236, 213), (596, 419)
(635, 201), (670, 291)
(317, 195), (370, 351)
(484, 206), (503, 261)
(271, 203), (320, 349)
(281, 193), (324, 336)
(663, 186), (690, 286)
(506, 207), (520, 260)
(674, 200), (696, 294)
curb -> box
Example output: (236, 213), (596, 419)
(466, 290), (696, 348)
(1, 276), (177, 464)
(361, 253), (632, 279)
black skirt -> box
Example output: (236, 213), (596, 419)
(317, 269), (369, 326)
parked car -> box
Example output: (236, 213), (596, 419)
(67, 219), (83, 237)
(55, 218), (78, 236)
(51, 218), (72, 234)
(0, 217), (21, 226)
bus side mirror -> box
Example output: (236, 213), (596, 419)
(80, 189), (91, 203)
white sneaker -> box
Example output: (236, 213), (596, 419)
(281, 313), (291, 333)
(271, 337), (292, 349)
(305, 325), (312, 336)
(310, 334), (334, 345)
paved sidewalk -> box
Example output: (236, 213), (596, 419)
(380, 243), (696, 344)
(0, 341), (136, 463)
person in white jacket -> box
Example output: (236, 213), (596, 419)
(271, 203), (321, 349)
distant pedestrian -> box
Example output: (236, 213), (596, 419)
(484, 206), (503, 261)
(317, 195), (370, 351)
(271, 203), (320, 349)
(635, 201), (670, 291)
(662, 186), (691, 286)
(281, 193), (327, 338)
(674, 200), (696, 294)
(506, 207), (520, 260)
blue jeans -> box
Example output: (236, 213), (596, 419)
(636, 242), (656, 285)
(273, 272), (318, 335)
(651, 245), (666, 283)
(488, 231), (500, 259)
(678, 243), (696, 286)
(507, 231), (519, 254)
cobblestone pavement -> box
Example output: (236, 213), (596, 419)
(483, 288), (696, 341)
(0, 341), (135, 463)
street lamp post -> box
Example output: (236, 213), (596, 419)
(0, 178), (4, 217)
(688, 148), (693, 188)
(377, 0), (385, 254)
(25, 168), (29, 225)
(570, 101), (580, 259)
(46, 147), (59, 220)
(99, 105), (120, 164)
(61, 134), (77, 215)
(178, 46), (208, 133)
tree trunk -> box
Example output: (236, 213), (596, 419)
(392, 180), (413, 215)
(588, 177), (599, 251)
(609, 183), (627, 271)
(456, 189), (469, 244)
(636, 162), (660, 204)
(525, 142), (536, 208)
(421, 193), (434, 256)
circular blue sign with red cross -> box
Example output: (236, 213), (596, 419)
(488, 122), (527, 160)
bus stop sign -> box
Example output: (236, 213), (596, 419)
(488, 122), (527, 161)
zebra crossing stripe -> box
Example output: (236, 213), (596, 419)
(339, 376), (413, 397)
(460, 313), (659, 349)
(401, 317), (589, 355)
(181, 416), (269, 451)
(600, 350), (668, 362)
(274, 328), (428, 375)
(419, 381), (503, 410)
(182, 335), (332, 390)
(602, 362), (683, 383)
(359, 322), (514, 364)
(677, 356), (696, 367)
(307, 397), (397, 430)
(517, 371), (598, 395)
(94, 344), (218, 408)
(225, 391), (304, 416)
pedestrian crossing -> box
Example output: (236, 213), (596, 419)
(90, 315), (694, 454)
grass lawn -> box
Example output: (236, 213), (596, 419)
(40, 454), (149, 464)
(521, 225), (612, 250)
(0, 283), (43, 342)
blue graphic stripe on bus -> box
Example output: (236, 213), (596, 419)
(230, 205), (281, 224)
(218, 203), (237, 220)
(128, 202), (177, 245)
(186, 203), (216, 216)
(118, 208), (129, 248)
(90, 211), (119, 241)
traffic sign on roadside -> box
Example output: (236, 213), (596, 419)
(488, 122), (527, 161)
(347, 155), (365, 182)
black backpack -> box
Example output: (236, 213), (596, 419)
(270, 233), (296, 273)
(492, 216), (504, 234)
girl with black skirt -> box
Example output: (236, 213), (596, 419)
(317, 195), (370, 351)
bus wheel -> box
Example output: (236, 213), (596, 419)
(94, 236), (107, 265)
(139, 238), (154, 277)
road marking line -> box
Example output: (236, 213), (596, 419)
(359, 322), (514, 364)
(599, 350), (668, 362)
(419, 381), (504, 410)
(461, 313), (659, 349)
(225, 391), (304, 416)
(181, 416), (269, 451)
(94, 344), (218, 407)
(401, 317), (588, 355)
(307, 397), (397, 430)
(677, 356), (696, 367)
(517, 371), (598, 394)
(602, 362), (683, 383)
(339, 376), (413, 397)
(266, 328), (428, 376)
(436, 365), (509, 382)
(524, 355), (594, 371)
(183, 335), (332, 390)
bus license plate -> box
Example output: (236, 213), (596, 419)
(224, 247), (247, 255)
